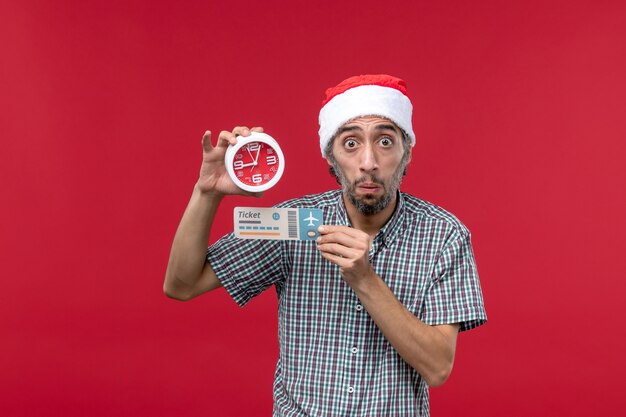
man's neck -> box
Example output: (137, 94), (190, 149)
(343, 193), (398, 238)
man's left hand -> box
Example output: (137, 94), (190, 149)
(316, 225), (375, 285)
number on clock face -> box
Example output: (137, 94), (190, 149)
(232, 142), (281, 186)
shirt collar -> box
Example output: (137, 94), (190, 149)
(333, 189), (350, 227)
(376, 191), (405, 248)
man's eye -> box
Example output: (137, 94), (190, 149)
(380, 137), (392, 147)
(344, 139), (358, 149)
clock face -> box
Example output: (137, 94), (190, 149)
(225, 133), (285, 192)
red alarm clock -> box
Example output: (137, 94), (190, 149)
(224, 132), (285, 192)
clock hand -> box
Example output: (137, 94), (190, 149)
(246, 146), (255, 163)
(245, 146), (261, 171)
(254, 146), (261, 165)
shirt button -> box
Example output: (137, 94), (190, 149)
(347, 386), (354, 394)
(351, 347), (358, 354)
(356, 304), (363, 311)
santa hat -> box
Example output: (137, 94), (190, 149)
(318, 74), (415, 156)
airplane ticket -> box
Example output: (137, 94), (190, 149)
(233, 207), (324, 241)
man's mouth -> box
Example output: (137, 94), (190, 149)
(356, 181), (383, 194)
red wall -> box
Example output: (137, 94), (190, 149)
(2, 0), (625, 415)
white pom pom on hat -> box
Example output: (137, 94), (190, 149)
(318, 74), (415, 156)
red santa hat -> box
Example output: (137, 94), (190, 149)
(318, 74), (415, 156)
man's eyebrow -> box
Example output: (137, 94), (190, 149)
(375, 124), (400, 133)
(336, 123), (399, 136)
(335, 125), (363, 136)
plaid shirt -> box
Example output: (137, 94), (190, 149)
(207, 190), (486, 416)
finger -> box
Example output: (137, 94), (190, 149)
(317, 229), (371, 251)
(318, 225), (364, 238)
(251, 126), (264, 133)
(201, 130), (213, 152)
(232, 126), (251, 137)
(217, 130), (238, 148)
(316, 231), (361, 249)
(317, 242), (359, 259)
(318, 249), (349, 268)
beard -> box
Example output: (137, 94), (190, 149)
(331, 160), (407, 216)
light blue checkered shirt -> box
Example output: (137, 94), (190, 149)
(208, 190), (486, 416)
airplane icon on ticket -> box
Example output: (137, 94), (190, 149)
(304, 211), (319, 227)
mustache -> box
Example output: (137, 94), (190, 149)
(353, 175), (384, 186)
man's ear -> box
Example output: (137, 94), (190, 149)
(407, 146), (413, 163)
(325, 156), (333, 167)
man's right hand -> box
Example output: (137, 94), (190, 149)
(165, 126), (265, 300)
(196, 126), (265, 197)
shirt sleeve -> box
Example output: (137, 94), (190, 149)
(420, 229), (487, 332)
(207, 233), (284, 307)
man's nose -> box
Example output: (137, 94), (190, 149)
(359, 144), (378, 172)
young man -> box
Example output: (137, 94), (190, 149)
(164, 74), (487, 416)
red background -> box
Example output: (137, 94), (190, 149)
(2, 1), (625, 416)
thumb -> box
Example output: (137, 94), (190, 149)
(201, 131), (213, 153)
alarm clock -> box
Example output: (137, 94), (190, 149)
(224, 132), (285, 192)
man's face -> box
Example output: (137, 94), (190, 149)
(326, 116), (411, 215)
